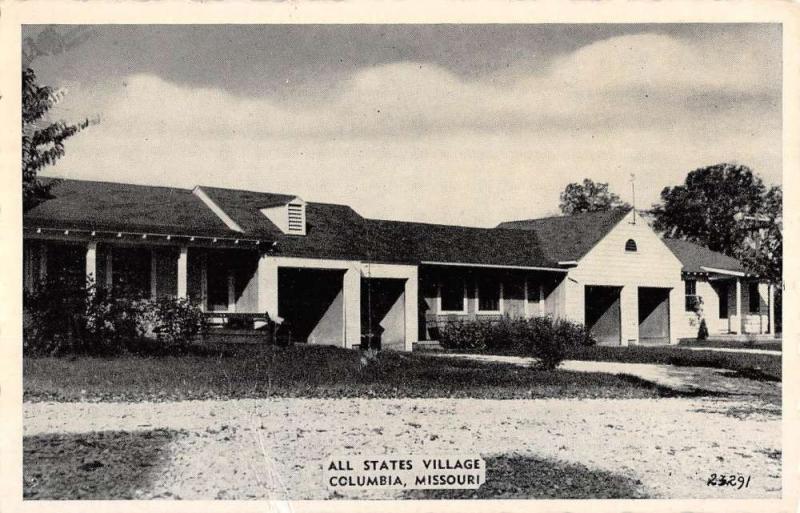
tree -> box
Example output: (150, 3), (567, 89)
(734, 184), (782, 284)
(559, 179), (630, 215)
(650, 163), (766, 256)
(22, 26), (94, 211)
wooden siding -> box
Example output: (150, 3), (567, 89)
(563, 211), (684, 345)
(679, 278), (772, 337)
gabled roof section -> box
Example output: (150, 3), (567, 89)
(24, 178), (557, 268)
(198, 185), (555, 267)
(662, 238), (749, 275)
(497, 207), (632, 262)
(24, 178), (241, 238)
(196, 186), (298, 238)
(365, 219), (556, 268)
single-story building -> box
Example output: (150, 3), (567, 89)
(23, 178), (777, 349)
(662, 239), (777, 339)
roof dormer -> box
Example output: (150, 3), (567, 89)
(261, 197), (307, 235)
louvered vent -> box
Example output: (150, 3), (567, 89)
(287, 202), (306, 235)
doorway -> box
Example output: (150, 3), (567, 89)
(585, 286), (622, 346)
(638, 287), (671, 345)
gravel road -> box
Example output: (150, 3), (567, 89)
(24, 396), (781, 500)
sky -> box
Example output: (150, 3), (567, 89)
(25, 24), (782, 227)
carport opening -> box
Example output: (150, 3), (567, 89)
(361, 278), (406, 351)
(585, 285), (622, 346)
(278, 268), (346, 345)
(638, 287), (671, 345)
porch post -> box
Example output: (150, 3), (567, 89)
(86, 241), (97, 283)
(523, 279), (530, 318)
(200, 252), (208, 311)
(768, 283), (775, 334)
(538, 283), (545, 316)
(735, 278), (742, 334)
(257, 255), (279, 316)
(403, 266), (419, 351)
(343, 264), (362, 348)
(150, 249), (158, 299)
(177, 246), (188, 298)
(38, 242), (47, 282)
(105, 247), (113, 289)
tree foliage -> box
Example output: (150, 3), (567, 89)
(734, 185), (782, 284)
(559, 179), (630, 215)
(650, 163), (782, 283)
(22, 27), (95, 212)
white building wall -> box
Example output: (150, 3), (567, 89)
(256, 255), (418, 350)
(677, 279), (772, 338)
(561, 210), (684, 345)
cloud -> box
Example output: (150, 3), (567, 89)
(47, 32), (781, 227)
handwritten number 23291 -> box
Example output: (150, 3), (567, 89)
(707, 474), (751, 489)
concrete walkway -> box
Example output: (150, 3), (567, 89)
(432, 353), (780, 396)
(676, 346), (781, 356)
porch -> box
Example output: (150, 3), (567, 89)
(417, 263), (568, 341)
(23, 235), (419, 350)
(684, 269), (776, 337)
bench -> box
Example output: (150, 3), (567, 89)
(203, 312), (293, 345)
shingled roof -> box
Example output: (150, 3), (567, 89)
(364, 219), (555, 268)
(199, 185), (555, 267)
(496, 208), (632, 262)
(24, 178), (557, 268)
(24, 179), (241, 239)
(662, 238), (750, 275)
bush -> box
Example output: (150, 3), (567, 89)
(134, 296), (207, 349)
(438, 320), (493, 352)
(24, 279), (206, 356)
(697, 318), (709, 340)
(438, 316), (595, 369)
(23, 276), (88, 356)
(518, 317), (596, 370)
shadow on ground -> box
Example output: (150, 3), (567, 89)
(403, 453), (648, 499)
(24, 429), (180, 499)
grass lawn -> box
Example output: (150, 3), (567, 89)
(565, 345), (781, 382)
(678, 338), (782, 351)
(23, 344), (699, 403)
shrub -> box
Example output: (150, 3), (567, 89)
(438, 320), (492, 352)
(141, 296), (207, 348)
(23, 276), (88, 356)
(24, 279), (205, 356)
(81, 284), (142, 354)
(518, 317), (595, 370)
(697, 318), (709, 340)
(437, 316), (595, 369)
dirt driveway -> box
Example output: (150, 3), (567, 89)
(24, 395), (781, 500)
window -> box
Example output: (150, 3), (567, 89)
(684, 279), (700, 312)
(112, 246), (151, 297)
(477, 275), (502, 312)
(749, 282), (760, 313)
(625, 239), (637, 252)
(439, 275), (465, 312)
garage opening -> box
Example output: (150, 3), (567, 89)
(361, 278), (406, 350)
(585, 285), (622, 346)
(278, 268), (346, 345)
(638, 287), (671, 345)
